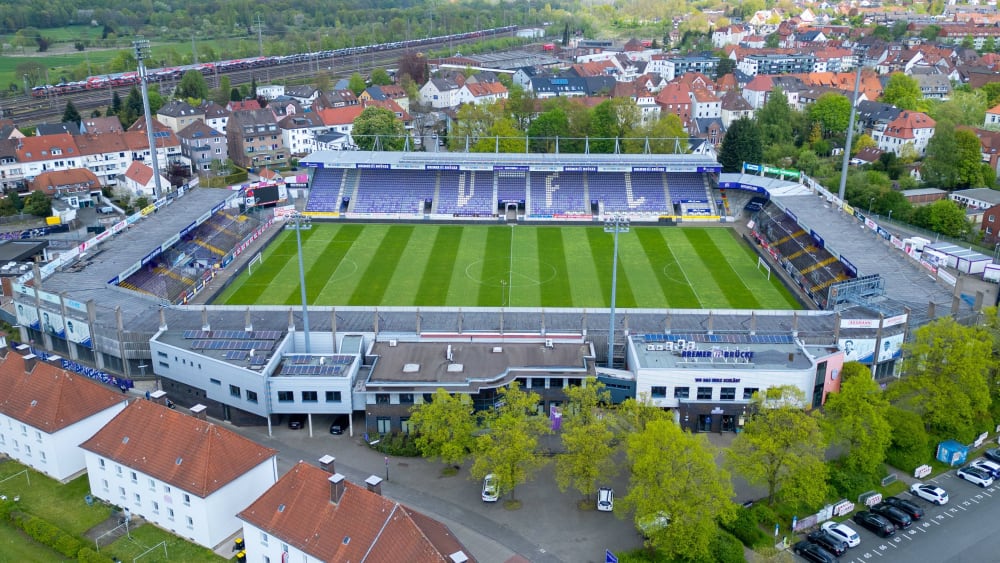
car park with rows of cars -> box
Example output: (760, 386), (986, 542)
(909, 483), (949, 505)
(957, 465), (994, 488)
(852, 510), (896, 537)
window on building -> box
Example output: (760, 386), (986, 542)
(400, 417), (412, 434)
(116, 465), (122, 476)
(422, 393), (434, 404)
(744, 388), (759, 400)
(99, 459), (105, 470)
(376, 417), (391, 434)
(134, 493), (141, 506)
(720, 387), (736, 401)
(35, 430), (42, 443)
(650, 386), (667, 398)
(167, 508), (175, 521)
(210, 378), (221, 386)
(183, 493), (190, 506)
(674, 387), (690, 399)
(281, 543), (289, 553)
(261, 532), (269, 547)
(399, 393), (414, 405)
(130, 471), (137, 483)
(152, 501), (159, 514)
(375, 393), (390, 405)
(39, 451), (45, 462)
(697, 387), (712, 400)
(247, 390), (258, 403)
(302, 391), (318, 403)
(102, 479), (109, 492)
(186, 516), (194, 529)
(148, 478), (155, 491)
(230, 384), (241, 398)
(278, 391), (293, 402)
(326, 391), (342, 403)
(118, 486), (126, 500)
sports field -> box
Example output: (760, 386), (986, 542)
(214, 224), (800, 309)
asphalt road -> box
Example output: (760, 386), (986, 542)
(794, 464), (1000, 563)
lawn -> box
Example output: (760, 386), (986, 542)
(0, 461), (110, 534)
(215, 224), (800, 309)
(104, 524), (225, 562)
(0, 523), (66, 562)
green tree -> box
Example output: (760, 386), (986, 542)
(452, 102), (503, 149)
(881, 73), (923, 111)
(621, 418), (736, 560)
(23, 191), (52, 217)
(119, 86), (144, 128)
(624, 113), (688, 154)
(527, 108), (570, 153)
(871, 25), (893, 41)
(757, 88), (793, 146)
(6, 191), (22, 213)
(348, 72), (367, 96)
(230, 88), (242, 102)
(930, 89), (987, 127)
(886, 318), (993, 442)
(409, 388), (477, 469)
(885, 406), (931, 471)
(108, 91), (122, 116)
(808, 92), (852, 136)
(823, 363), (892, 488)
(910, 199), (971, 237)
(176, 70), (209, 101)
(984, 37), (997, 54)
(61, 101), (81, 127)
(214, 76), (232, 105)
(370, 68), (392, 86)
(853, 133), (877, 156)
(920, 25), (942, 41)
(471, 118), (526, 153)
(250, 76), (258, 99)
(718, 117), (763, 173)
(471, 382), (551, 502)
(716, 57), (736, 79)
(352, 106), (407, 151)
(590, 98), (640, 153)
(764, 33), (780, 48)
(562, 23), (570, 46)
(725, 386), (829, 507)
(956, 128), (988, 187)
(555, 379), (615, 503)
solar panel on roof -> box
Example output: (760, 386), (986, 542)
(250, 355), (268, 366)
(224, 350), (249, 360)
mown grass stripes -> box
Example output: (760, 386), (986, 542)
(215, 224), (799, 310)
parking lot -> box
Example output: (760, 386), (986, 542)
(795, 464), (1000, 562)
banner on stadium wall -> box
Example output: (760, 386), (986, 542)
(14, 303), (39, 331)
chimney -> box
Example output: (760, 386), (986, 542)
(190, 404), (207, 420)
(329, 473), (346, 504)
(22, 353), (38, 373)
(15, 344), (30, 356)
(364, 475), (383, 496)
(0, 345), (8, 359)
(149, 390), (168, 406)
(318, 455), (336, 474)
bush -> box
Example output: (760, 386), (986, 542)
(721, 507), (770, 548)
(829, 463), (880, 498)
(12, 513), (83, 557)
(78, 547), (114, 563)
(709, 529), (747, 563)
(885, 406), (931, 471)
(371, 432), (421, 457)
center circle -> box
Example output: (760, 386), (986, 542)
(465, 259), (559, 287)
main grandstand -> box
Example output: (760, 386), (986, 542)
(299, 151), (724, 219)
(3, 148), (975, 424)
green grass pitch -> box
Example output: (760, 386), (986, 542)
(214, 224), (801, 309)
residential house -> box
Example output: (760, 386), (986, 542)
(79, 117), (124, 135)
(912, 73), (952, 100)
(256, 85), (285, 100)
(199, 101), (230, 135)
(125, 120), (186, 173)
(375, 84), (410, 113)
(613, 81), (659, 123)
(660, 56), (720, 82)
(872, 111), (936, 157)
(691, 118), (726, 146)
(31, 168), (101, 196)
(0, 119), (25, 140)
(712, 25), (748, 48)
(284, 85), (321, 106)
(121, 161), (167, 197)
(316, 106), (366, 146)
(156, 101), (205, 134)
(14, 133), (83, 181)
(226, 109), (288, 170)
(81, 400), (278, 549)
(952, 187), (1000, 211)
(530, 75), (588, 98)
(855, 101), (902, 134)
(0, 139), (22, 192)
(738, 54), (816, 76)
(73, 133), (131, 187)
(456, 81), (510, 106)
(986, 103), (1000, 128)
(850, 146), (884, 166)
(0, 347), (127, 482)
(513, 66), (540, 91)
(689, 88), (721, 119)
(177, 122), (228, 174)
(238, 460), (476, 563)
(228, 100), (262, 112)
(313, 90), (360, 111)
(980, 203), (1000, 245)
(35, 123), (76, 136)
(419, 78), (464, 108)
(655, 82), (693, 128)
(741, 75), (775, 109)
(720, 91), (754, 127)
(277, 112), (327, 157)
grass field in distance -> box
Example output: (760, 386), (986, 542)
(214, 224), (800, 309)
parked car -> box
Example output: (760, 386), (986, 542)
(970, 458), (1000, 479)
(287, 414), (306, 430)
(329, 415), (347, 435)
(909, 483), (948, 505)
(821, 520), (861, 548)
(871, 503), (913, 529)
(957, 465), (995, 488)
(983, 448), (1000, 464)
(481, 474), (499, 502)
(881, 496), (924, 520)
(97, 205), (115, 214)
(806, 529), (848, 556)
(792, 541), (837, 563)
(597, 487), (614, 512)
(852, 511), (895, 537)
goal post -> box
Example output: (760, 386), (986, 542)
(756, 256), (771, 281)
(247, 252), (264, 277)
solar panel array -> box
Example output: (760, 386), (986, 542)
(192, 339), (276, 351)
(183, 330), (282, 340)
(642, 333), (794, 345)
(281, 365), (346, 376)
(250, 355), (269, 366)
(224, 350), (250, 360)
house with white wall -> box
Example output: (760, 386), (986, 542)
(80, 400), (278, 549)
(0, 347), (127, 482)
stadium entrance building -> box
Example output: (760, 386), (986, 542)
(627, 333), (845, 433)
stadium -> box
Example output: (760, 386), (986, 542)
(5, 147), (980, 434)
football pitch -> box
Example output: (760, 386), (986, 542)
(214, 224), (800, 309)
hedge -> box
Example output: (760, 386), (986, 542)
(78, 547), (114, 563)
(1, 503), (112, 562)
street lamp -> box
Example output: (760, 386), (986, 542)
(887, 209), (893, 223)
(287, 213), (313, 353)
(868, 196), (875, 215)
(604, 215), (629, 367)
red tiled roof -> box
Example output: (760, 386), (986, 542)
(228, 100), (262, 111)
(74, 133), (129, 156)
(238, 462), (474, 562)
(15, 133), (80, 163)
(124, 161), (154, 185)
(80, 400), (277, 497)
(884, 111), (936, 140)
(317, 106), (365, 126)
(0, 350), (125, 433)
(31, 168), (101, 192)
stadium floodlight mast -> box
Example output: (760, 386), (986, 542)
(604, 215), (629, 367)
(133, 38), (164, 201)
(288, 212), (313, 353)
(837, 41), (867, 205)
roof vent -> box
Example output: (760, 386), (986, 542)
(545, 339), (554, 348)
(389, 339), (397, 347)
(343, 536), (351, 545)
(492, 346), (503, 353)
(278, 504), (286, 512)
(30, 400), (37, 407)
(122, 436), (129, 444)
(175, 457), (183, 465)
(449, 551), (469, 563)
(402, 363), (420, 373)
(446, 363), (464, 373)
